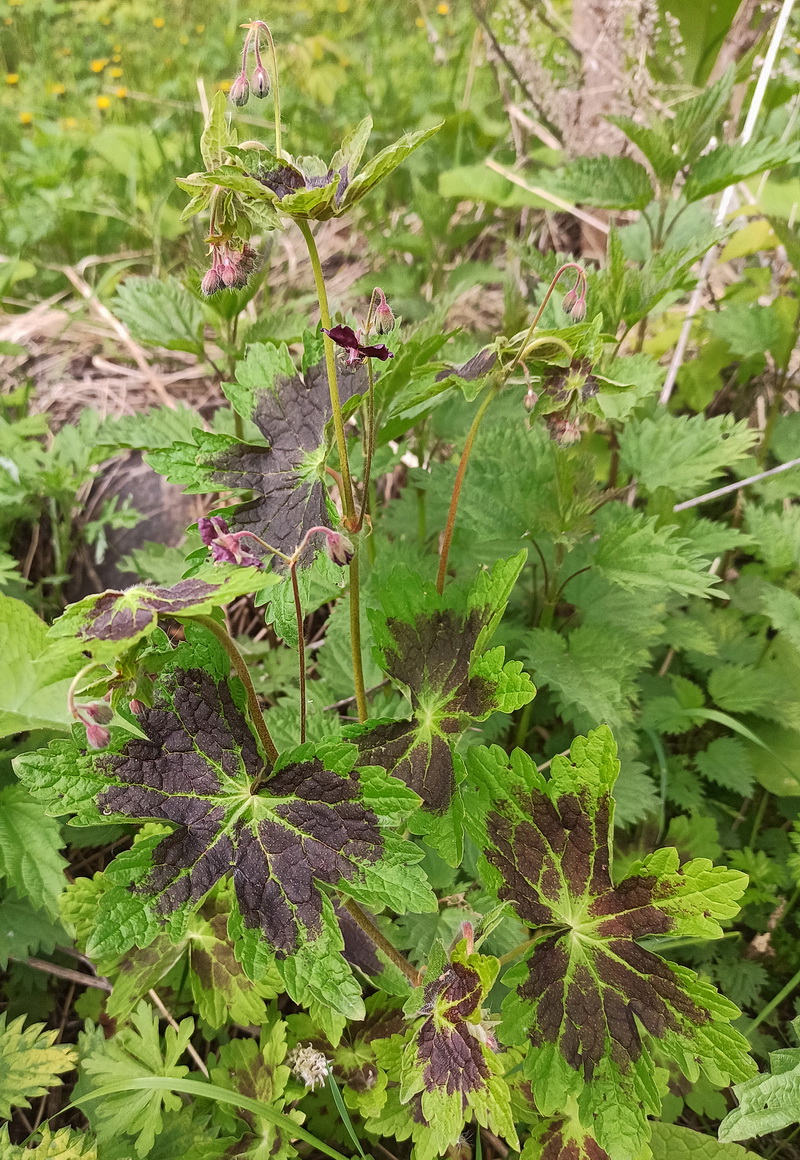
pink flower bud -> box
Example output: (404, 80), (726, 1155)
(252, 65), (270, 98)
(220, 258), (238, 287)
(84, 702), (113, 725)
(324, 530), (355, 567)
(129, 699), (143, 715)
(201, 267), (223, 296)
(374, 288), (394, 335)
(562, 287), (587, 321)
(229, 73), (250, 106)
(85, 723), (111, 749)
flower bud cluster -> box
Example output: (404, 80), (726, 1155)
(230, 21), (272, 107)
(201, 241), (259, 296)
(73, 700), (113, 749)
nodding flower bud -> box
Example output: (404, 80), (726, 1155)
(229, 72), (250, 106)
(252, 64), (270, 98)
(201, 267), (224, 297)
(323, 530), (355, 567)
(72, 700), (113, 749)
(85, 723), (111, 749)
(373, 287), (395, 335)
(129, 699), (144, 715)
(562, 286), (587, 322)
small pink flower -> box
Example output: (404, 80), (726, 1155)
(323, 529), (355, 567)
(198, 515), (263, 568)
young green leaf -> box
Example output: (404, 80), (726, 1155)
(467, 726), (755, 1160)
(395, 944), (518, 1158)
(549, 156), (655, 210)
(0, 1013), (76, 1121)
(719, 1038), (800, 1144)
(79, 1001), (193, 1157)
(683, 138), (800, 204)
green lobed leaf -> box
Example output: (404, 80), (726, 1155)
(619, 412), (759, 500)
(0, 1125), (97, 1159)
(0, 1013), (77, 1121)
(79, 1001), (192, 1157)
(340, 123), (443, 213)
(719, 1041), (800, 1143)
(684, 138), (800, 204)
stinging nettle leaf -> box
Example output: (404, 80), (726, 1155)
(467, 725), (755, 1160)
(111, 276), (205, 356)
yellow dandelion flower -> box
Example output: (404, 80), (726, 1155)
(62, 116), (78, 128)
(115, 86), (127, 98)
(19, 111), (33, 124)
(109, 66), (123, 77)
(195, 23), (205, 33)
(336, 0), (349, 10)
(415, 15), (426, 27)
(8, 0), (23, 7)
(90, 58), (108, 72)
(96, 94), (111, 109)
(437, 1), (449, 12)
(153, 16), (165, 28)
(112, 53), (121, 62)
(179, 33), (189, 45)
(48, 82), (66, 95)
(6, 72), (19, 84)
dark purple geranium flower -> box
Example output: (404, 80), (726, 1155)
(322, 324), (394, 367)
(198, 516), (263, 568)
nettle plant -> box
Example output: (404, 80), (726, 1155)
(11, 22), (761, 1160)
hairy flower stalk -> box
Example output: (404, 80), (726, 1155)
(436, 262), (587, 593)
(240, 20), (283, 157)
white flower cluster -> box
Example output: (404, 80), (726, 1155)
(287, 1044), (330, 1090)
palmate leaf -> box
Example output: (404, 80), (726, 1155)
(466, 726), (755, 1160)
(209, 1007), (302, 1160)
(0, 1125), (97, 1159)
(394, 944), (519, 1159)
(196, 117), (442, 222)
(15, 646), (433, 1018)
(0, 1013), (77, 1120)
(345, 553), (534, 816)
(148, 342), (363, 559)
(49, 566), (277, 661)
(79, 1002), (192, 1158)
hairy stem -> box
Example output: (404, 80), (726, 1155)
(341, 897), (421, 986)
(290, 562), (307, 744)
(297, 218), (354, 520)
(191, 614), (278, 764)
(357, 361), (376, 530)
(436, 262), (586, 594)
(436, 385), (497, 594)
(349, 545), (368, 723)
